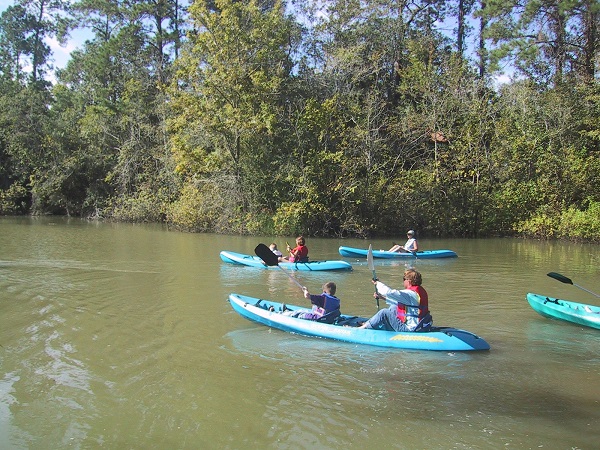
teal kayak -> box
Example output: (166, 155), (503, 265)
(527, 293), (600, 330)
(228, 293), (490, 351)
(220, 250), (352, 271)
(339, 246), (458, 259)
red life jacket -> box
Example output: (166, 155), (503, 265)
(290, 245), (308, 262)
(396, 285), (429, 322)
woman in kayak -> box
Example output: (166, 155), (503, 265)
(280, 235), (309, 262)
(388, 229), (418, 253)
(283, 282), (341, 321)
(359, 269), (432, 332)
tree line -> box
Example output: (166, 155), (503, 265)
(1, 0), (599, 241)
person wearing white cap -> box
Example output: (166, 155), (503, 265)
(388, 229), (418, 253)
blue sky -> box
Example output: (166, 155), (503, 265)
(0, 0), (85, 73)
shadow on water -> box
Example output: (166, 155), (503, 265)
(222, 326), (479, 365)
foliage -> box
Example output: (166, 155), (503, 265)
(518, 200), (600, 243)
(0, 182), (28, 214)
(167, 178), (233, 232)
(0, 0), (599, 242)
(557, 200), (600, 242)
(105, 188), (169, 223)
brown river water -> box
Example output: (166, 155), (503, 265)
(0, 216), (598, 449)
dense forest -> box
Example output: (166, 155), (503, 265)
(0, 0), (599, 241)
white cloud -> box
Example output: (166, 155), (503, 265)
(494, 73), (512, 86)
(47, 37), (78, 70)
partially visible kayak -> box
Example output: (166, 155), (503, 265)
(220, 250), (353, 271)
(526, 293), (600, 330)
(339, 246), (458, 259)
(228, 293), (490, 351)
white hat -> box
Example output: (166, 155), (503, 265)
(407, 230), (415, 235)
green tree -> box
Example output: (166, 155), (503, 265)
(168, 0), (300, 232)
(2, 0), (70, 84)
(31, 0), (182, 217)
(483, 0), (595, 86)
(0, 5), (35, 81)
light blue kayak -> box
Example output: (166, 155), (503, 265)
(220, 250), (353, 271)
(228, 293), (490, 351)
(339, 246), (458, 259)
(527, 293), (600, 330)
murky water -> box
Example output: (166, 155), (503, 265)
(0, 217), (598, 449)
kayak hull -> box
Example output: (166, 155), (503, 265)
(220, 250), (352, 271)
(228, 293), (490, 351)
(526, 293), (600, 330)
(339, 246), (458, 259)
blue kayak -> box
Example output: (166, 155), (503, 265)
(527, 293), (600, 330)
(228, 293), (490, 351)
(339, 246), (458, 259)
(220, 250), (352, 271)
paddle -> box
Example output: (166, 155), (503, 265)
(255, 243), (304, 290)
(547, 272), (600, 298)
(367, 244), (380, 310)
(368, 246), (413, 309)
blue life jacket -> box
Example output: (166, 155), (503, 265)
(321, 293), (341, 313)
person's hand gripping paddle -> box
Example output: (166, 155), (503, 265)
(367, 244), (380, 310)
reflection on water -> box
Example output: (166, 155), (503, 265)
(0, 217), (599, 449)
(525, 319), (600, 365)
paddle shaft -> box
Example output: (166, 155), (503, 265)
(278, 267), (305, 290)
(547, 272), (600, 298)
(255, 243), (305, 290)
(368, 247), (413, 308)
(367, 244), (380, 310)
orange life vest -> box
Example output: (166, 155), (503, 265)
(396, 285), (429, 323)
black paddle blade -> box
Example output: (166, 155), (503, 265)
(547, 272), (573, 285)
(255, 243), (280, 266)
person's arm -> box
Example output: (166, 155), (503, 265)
(374, 281), (418, 306)
(303, 288), (326, 309)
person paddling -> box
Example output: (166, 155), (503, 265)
(359, 269), (432, 332)
(279, 235), (308, 262)
(282, 282), (341, 321)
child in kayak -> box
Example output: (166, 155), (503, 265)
(280, 235), (309, 262)
(269, 243), (283, 257)
(283, 282), (340, 321)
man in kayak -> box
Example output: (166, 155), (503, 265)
(282, 282), (341, 321)
(388, 229), (418, 253)
(359, 269), (432, 332)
